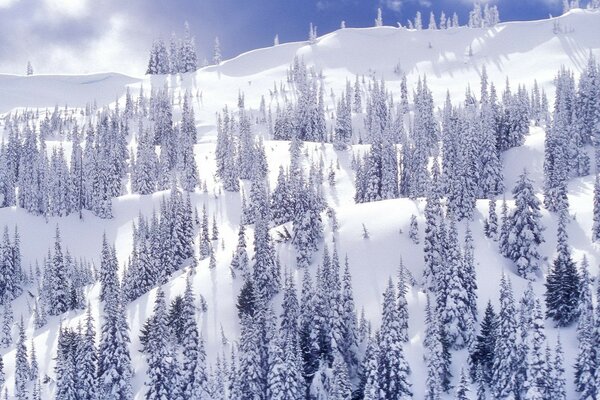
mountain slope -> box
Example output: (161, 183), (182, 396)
(0, 9), (599, 399)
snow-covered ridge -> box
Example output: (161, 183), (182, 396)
(0, 72), (140, 114)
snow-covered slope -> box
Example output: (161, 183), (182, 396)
(1, 8), (600, 399)
(0, 72), (140, 113)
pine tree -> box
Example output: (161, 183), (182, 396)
(48, 226), (69, 315)
(1, 301), (13, 348)
(144, 288), (182, 399)
(14, 317), (29, 400)
(551, 336), (566, 400)
(525, 299), (548, 400)
(180, 274), (208, 399)
(397, 259), (410, 343)
(378, 279), (412, 398)
(408, 215), (419, 244)
(593, 174), (600, 241)
(77, 307), (98, 400)
(55, 327), (77, 400)
(340, 256), (359, 375)
(545, 209), (581, 326)
(507, 170), (544, 280)
(574, 257), (595, 395)
(213, 37), (222, 65)
(375, 7), (383, 27)
(485, 198), (498, 239)
(491, 275), (518, 399)
(0, 355), (4, 391)
(99, 234), (119, 304)
(469, 301), (496, 383)
(455, 368), (470, 400)
(424, 294), (450, 398)
(98, 288), (133, 400)
(29, 340), (38, 382)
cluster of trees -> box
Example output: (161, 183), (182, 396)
(0, 85), (202, 219)
(122, 186), (195, 301)
(146, 22), (198, 75)
(353, 68), (537, 214)
(138, 277), (208, 399)
(132, 90), (200, 194)
(563, 0), (600, 13)
(469, 277), (566, 399)
(270, 57), (327, 142)
(0, 226), (23, 304)
(231, 243), (406, 399)
(0, 109), (128, 218)
(544, 59), (599, 213)
(38, 227), (94, 319)
(372, 1), (499, 31)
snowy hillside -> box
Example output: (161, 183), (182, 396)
(0, 7), (600, 400)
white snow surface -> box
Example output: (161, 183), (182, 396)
(1, 8), (600, 399)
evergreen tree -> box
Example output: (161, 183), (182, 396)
(545, 209), (581, 326)
(469, 301), (496, 383)
(99, 234), (119, 304)
(1, 301), (13, 348)
(213, 37), (222, 65)
(77, 307), (98, 400)
(180, 274), (208, 399)
(593, 174), (600, 241)
(551, 336), (566, 400)
(574, 257), (595, 395)
(144, 288), (182, 399)
(485, 198), (498, 239)
(507, 170), (544, 280)
(54, 327), (77, 400)
(525, 299), (548, 400)
(491, 275), (518, 399)
(48, 226), (69, 315)
(455, 368), (470, 400)
(98, 288), (134, 400)
(14, 317), (29, 400)
(378, 279), (412, 398)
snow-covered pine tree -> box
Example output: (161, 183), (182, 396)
(455, 368), (470, 400)
(99, 233), (119, 304)
(378, 279), (412, 398)
(551, 336), (566, 400)
(1, 301), (13, 348)
(54, 327), (77, 400)
(98, 287), (134, 400)
(491, 275), (518, 399)
(339, 256), (359, 376)
(77, 307), (98, 400)
(14, 317), (29, 400)
(525, 299), (548, 399)
(181, 275), (207, 400)
(469, 301), (496, 383)
(144, 288), (182, 399)
(545, 208), (581, 326)
(506, 170), (544, 280)
(375, 7), (383, 27)
(213, 37), (222, 65)
(179, 22), (198, 73)
(292, 173), (323, 268)
(48, 226), (69, 315)
(593, 174), (600, 241)
(408, 215), (419, 244)
(574, 256), (595, 395)
(485, 198), (498, 239)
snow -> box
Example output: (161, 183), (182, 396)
(0, 72), (140, 114)
(1, 8), (600, 399)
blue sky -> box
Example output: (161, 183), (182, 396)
(0, 0), (566, 75)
